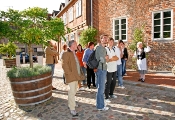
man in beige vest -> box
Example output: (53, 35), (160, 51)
(45, 41), (59, 90)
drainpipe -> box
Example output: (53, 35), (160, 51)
(91, 0), (93, 27)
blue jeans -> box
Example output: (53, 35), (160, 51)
(81, 66), (87, 85)
(121, 59), (126, 76)
(47, 64), (55, 77)
(116, 64), (123, 86)
(96, 69), (107, 109)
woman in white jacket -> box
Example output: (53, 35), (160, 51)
(133, 42), (151, 82)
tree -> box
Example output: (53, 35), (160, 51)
(129, 27), (146, 51)
(0, 7), (67, 68)
(79, 27), (97, 47)
(0, 42), (18, 59)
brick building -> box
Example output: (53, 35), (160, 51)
(93, 0), (175, 71)
(56, 0), (93, 53)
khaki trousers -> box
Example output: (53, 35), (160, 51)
(68, 81), (78, 110)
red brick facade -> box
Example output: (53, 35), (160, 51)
(93, 0), (175, 71)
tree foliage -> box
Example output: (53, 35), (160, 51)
(0, 42), (18, 59)
(0, 7), (66, 68)
(79, 27), (97, 47)
(129, 27), (146, 52)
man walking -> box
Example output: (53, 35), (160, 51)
(95, 34), (109, 111)
(62, 40), (85, 117)
(45, 41), (59, 90)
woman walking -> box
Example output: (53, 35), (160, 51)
(133, 42), (151, 82)
(60, 44), (68, 84)
(76, 44), (86, 90)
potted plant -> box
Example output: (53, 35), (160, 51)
(0, 7), (67, 106)
(0, 42), (18, 68)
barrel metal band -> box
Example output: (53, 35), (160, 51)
(10, 75), (52, 84)
(12, 84), (52, 93)
(17, 96), (52, 106)
(14, 91), (51, 100)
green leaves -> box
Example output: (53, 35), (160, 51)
(79, 27), (97, 47)
(7, 65), (51, 78)
(0, 42), (18, 59)
(129, 27), (145, 51)
(0, 7), (67, 68)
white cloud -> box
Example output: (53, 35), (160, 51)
(0, 0), (65, 13)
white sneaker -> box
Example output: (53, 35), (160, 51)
(120, 86), (125, 89)
(98, 107), (109, 111)
(70, 110), (78, 117)
(105, 99), (111, 103)
(79, 87), (85, 91)
(118, 86), (125, 89)
(110, 95), (117, 98)
(124, 73), (127, 76)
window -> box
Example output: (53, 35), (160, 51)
(153, 9), (173, 40)
(113, 18), (127, 41)
(69, 7), (73, 22)
(76, 0), (82, 18)
(70, 34), (74, 40)
(63, 13), (67, 25)
(21, 48), (25, 52)
(33, 48), (37, 52)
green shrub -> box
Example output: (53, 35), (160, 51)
(0, 42), (18, 59)
(79, 27), (97, 47)
(7, 65), (51, 78)
(129, 27), (146, 52)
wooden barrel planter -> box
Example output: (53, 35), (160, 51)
(9, 72), (52, 106)
(4, 58), (16, 68)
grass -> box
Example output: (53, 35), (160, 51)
(7, 65), (51, 78)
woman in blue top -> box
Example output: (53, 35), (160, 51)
(82, 42), (96, 89)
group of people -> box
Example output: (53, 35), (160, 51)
(44, 35), (151, 117)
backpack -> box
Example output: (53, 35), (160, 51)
(87, 48), (100, 69)
(107, 47), (115, 53)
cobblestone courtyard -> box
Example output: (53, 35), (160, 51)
(0, 59), (175, 120)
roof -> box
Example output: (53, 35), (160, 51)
(52, 10), (60, 16)
(59, 3), (65, 11)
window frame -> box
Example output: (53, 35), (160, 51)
(63, 13), (67, 25)
(68, 7), (73, 22)
(113, 17), (128, 42)
(76, 0), (82, 18)
(152, 9), (173, 41)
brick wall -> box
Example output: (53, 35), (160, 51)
(93, 0), (175, 71)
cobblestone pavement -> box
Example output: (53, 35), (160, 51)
(0, 59), (175, 120)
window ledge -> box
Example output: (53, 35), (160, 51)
(153, 38), (174, 42)
(76, 14), (82, 19)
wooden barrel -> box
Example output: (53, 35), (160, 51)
(9, 72), (52, 106)
(4, 58), (16, 68)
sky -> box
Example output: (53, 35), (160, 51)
(0, 0), (65, 13)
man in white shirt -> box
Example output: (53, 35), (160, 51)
(105, 38), (118, 103)
(114, 40), (125, 89)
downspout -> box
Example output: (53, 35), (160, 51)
(91, 0), (93, 27)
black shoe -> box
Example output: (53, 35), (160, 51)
(138, 78), (142, 81)
(70, 110), (78, 117)
(141, 79), (145, 82)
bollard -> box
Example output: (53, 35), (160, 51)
(22, 52), (25, 64)
(16, 49), (21, 67)
(37, 48), (44, 65)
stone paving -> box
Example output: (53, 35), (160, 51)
(0, 59), (175, 120)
